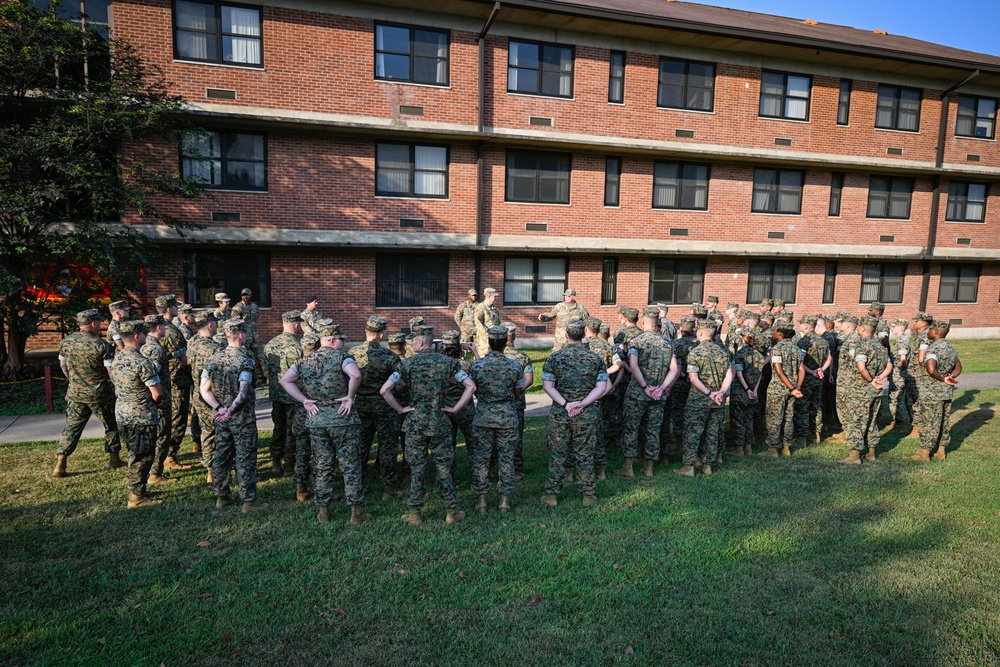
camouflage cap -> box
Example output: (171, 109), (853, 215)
(365, 315), (388, 332)
(177, 303), (194, 314)
(108, 300), (129, 313)
(409, 316), (426, 329)
(240, 288), (252, 296)
(212, 333), (227, 346)
(585, 318), (602, 333)
(759, 312), (775, 322)
(300, 334), (321, 353)
(467, 288), (478, 296)
(890, 318), (909, 328)
(654, 303), (669, 311)
(706, 295), (719, 303)
(75, 308), (105, 324)
(913, 311), (935, 322)
(842, 314), (859, 326)
(215, 292), (230, 302)
(679, 315), (697, 326)
(502, 321), (517, 333)
(119, 319), (147, 335)
(312, 318), (336, 337)
(777, 310), (793, 321)
(620, 306), (639, 321)
(563, 288), (577, 296)
(411, 324), (433, 337)
(798, 314), (818, 325)
(564, 318), (586, 338)
(194, 311), (217, 328)
(220, 318), (245, 334)
(154, 295), (176, 308)
(642, 305), (660, 318)
(281, 310), (303, 324)
(441, 330), (461, 345)
(742, 329), (758, 344)
(691, 304), (708, 317)
(143, 314), (164, 327)
(726, 302), (740, 310)
(859, 315), (879, 328)
(328, 324), (348, 339)
(772, 299), (786, 308)
(386, 333), (406, 345)
(740, 310), (758, 320)
(759, 298), (774, 307)
(483, 287), (497, 296)
(696, 319), (716, 331)
(598, 323), (611, 335)
(931, 320), (951, 332)
(487, 325), (509, 341)
(869, 301), (886, 311)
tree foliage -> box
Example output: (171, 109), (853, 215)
(0, 0), (199, 377)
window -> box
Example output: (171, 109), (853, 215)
(505, 150), (571, 204)
(956, 95), (997, 139)
(184, 250), (270, 307)
(823, 261), (837, 304)
(837, 79), (852, 125)
(648, 258), (705, 304)
(504, 257), (567, 305)
(376, 254), (449, 307)
(374, 23), (448, 86)
(602, 257), (618, 305)
(759, 72), (811, 120)
(946, 182), (987, 222)
(653, 162), (709, 210)
(875, 85), (921, 132)
(939, 263), (980, 303)
(867, 176), (913, 219)
(507, 39), (573, 98)
(375, 144), (448, 198)
(32, 0), (110, 38)
(181, 131), (266, 190)
(604, 157), (621, 207)
(608, 51), (625, 104)
(860, 263), (905, 303)
(174, 0), (262, 66)
(752, 169), (803, 214)
(747, 260), (798, 303)
(829, 172), (844, 216)
(657, 58), (715, 112)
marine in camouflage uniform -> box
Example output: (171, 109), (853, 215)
(470, 326), (525, 512)
(455, 288), (478, 343)
(187, 313), (221, 476)
(212, 292), (231, 323)
(174, 304), (202, 454)
(440, 332), (478, 474)
(348, 315), (403, 496)
(792, 315), (831, 444)
(835, 316), (863, 443)
(473, 288), (501, 359)
(230, 288), (265, 381)
(502, 323), (533, 476)
(888, 319), (913, 425)
(669, 317), (700, 448)
(540, 319), (608, 504)
(264, 311), (305, 478)
(584, 318), (615, 474)
(300, 295), (323, 336)
(656, 304), (677, 341)
(140, 315), (173, 482)
(820, 316), (841, 433)
(611, 307), (641, 443)
(53, 309), (121, 477)
(840, 317), (891, 463)
(730, 330), (764, 456)
(154, 296), (193, 470)
(909, 321), (960, 461)
(907, 311), (935, 428)
(761, 325), (804, 457)
(867, 301), (891, 348)
(538, 288), (590, 351)
(678, 320), (733, 474)
(106, 300), (130, 351)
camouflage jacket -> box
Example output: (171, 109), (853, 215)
(732, 344), (764, 405)
(836, 332), (863, 391)
(162, 322), (192, 390)
(890, 334), (911, 376)
(614, 323), (641, 347)
(58, 331), (115, 403)
(106, 319), (123, 348)
(293, 347), (360, 428)
(140, 336), (171, 402)
(111, 347), (159, 426)
(542, 344), (608, 423)
(455, 301), (476, 335)
(473, 303), (500, 336)
(470, 352), (523, 429)
(540, 302), (590, 343)
(627, 330), (674, 400)
(671, 333), (699, 387)
(230, 300), (260, 340)
(923, 339), (959, 402)
(392, 351), (468, 437)
(504, 344), (532, 411)
(660, 318), (678, 342)
(203, 347), (256, 426)
(300, 308), (324, 336)
(687, 340), (731, 409)
(797, 332), (830, 382)
(265, 332), (303, 404)
(584, 337), (615, 369)
(769, 339), (802, 396)
(348, 340), (401, 412)
(213, 306), (231, 322)
(855, 336), (889, 397)
(178, 322), (196, 341)
(911, 331), (933, 385)
(446, 357), (473, 402)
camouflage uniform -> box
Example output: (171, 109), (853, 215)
(765, 337), (802, 450)
(836, 330), (863, 438)
(294, 347), (364, 506)
(187, 331), (220, 470)
(669, 329), (699, 444)
(106, 319), (124, 350)
(455, 299), (477, 343)
(231, 297), (265, 378)
(204, 347), (259, 502)
(140, 332), (172, 476)
(908, 327), (932, 411)
(584, 334), (616, 469)
(111, 345), (159, 496)
(57, 328), (120, 457)
(470, 348), (524, 497)
(731, 343), (764, 450)
(265, 330), (304, 473)
(540, 300), (590, 351)
(621, 329), (673, 462)
(473, 301), (501, 358)
(348, 338), (402, 487)
(845, 335), (888, 452)
(915, 337), (959, 454)
(683, 337), (731, 465)
(161, 320), (192, 457)
(299, 307), (324, 336)
(793, 330), (830, 440)
(541, 343), (608, 497)
(503, 342), (532, 473)
(889, 332), (913, 424)
(659, 317), (677, 342)
(821, 327), (841, 431)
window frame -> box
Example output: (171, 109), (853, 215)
(503, 256), (568, 306)
(604, 156), (622, 207)
(504, 149), (572, 205)
(747, 260), (798, 304)
(648, 258), (706, 305)
(866, 176), (914, 220)
(657, 57), (716, 113)
(955, 94), (998, 140)
(837, 79), (852, 126)
(179, 129), (267, 191)
(184, 249), (271, 308)
(752, 168), (804, 215)
(938, 263), (980, 304)
(172, 0), (263, 68)
(608, 50), (625, 104)
(601, 256), (619, 305)
(945, 181), (988, 223)
(507, 38), (575, 99)
(875, 84), (922, 132)
(823, 260), (837, 305)
(373, 22), (450, 87)
(758, 71), (812, 121)
(860, 262), (906, 304)
(375, 142), (449, 199)
(652, 161), (710, 211)
(829, 172), (845, 217)
(375, 253), (450, 308)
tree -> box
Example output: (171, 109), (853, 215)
(0, 0), (199, 378)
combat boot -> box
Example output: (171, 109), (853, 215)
(728, 446), (745, 458)
(241, 500), (268, 513)
(673, 465), (695, 477)
(475, 495), (488, 514)
(865, 447), (877, 463)
(582, 495), (597, 506)
(163, 456), (191, 471)
(595, 467), (606, 481)
(206, 470), (213, 484)
(758, 447), (779, 458)
(614, 458), (635, 479)
(192, 442), (202, 454)
(701, 464), (713, 476)
(215, 495), (234, 508)
(814, 432), (822, 444)
(284, 462), (295, 478)
(127, 493), (161, 508)
(52, 455), (68, 478)
(350, 504), (372, 525)
(401, 509), (422, 526)
(540, 494), (558, 507)
(514, 470), (525, 481)
(382, 486), (404, 501)
(498, 496), (511, 513)
(148, 474), (177, 485)
(108, 451), (126, 470)
(933, 446), (946, 461)
(717, 452), (724, 465)
(317, 505), (331, 522)
(838, 450), (862, 465)
(907, 448), (931, 462)
(658, 453), (671, 466)
(743, 444), (754, 456)
(564, 468), (574, 483)
(793, 436), (808, 449)
(270, 456), (283, 478)
(445, 508), (466, 524)
(296, 484), (313, 502)
(642, 460), (655, 477)
(780, 445), (791, 457)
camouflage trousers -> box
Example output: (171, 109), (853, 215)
(405, 431), (459, 509)
(471, 426), (518, 497)
(169, 379), (192, 457)
(822, 377), (840, 430)
(151, 388), (173, 476)
(247, 338), (266, 384)
(190, 399), (202, 446)
(192, 398), (216, 470)
(683, 399), (724, 466)
(212, 416), (259, 502)
(311, 425), (363, 506)
(119, 424), (156, 496)
(658, 394), (673, 451)
(793, 377), (823, 439)
(764, 389), (795, 448)
(357, 404), (401, 487)
(459, 326), (475, 343)
(621, 393), (665, 461)
(913, 399), (951, 453)
(543, 418), (596, 497)
(889, 371), (912, 424)
(671, 382), (691, 445)
(449, 402), (477, 474)
(755, 366), (773, 431)
(269, 401), (300, 466)
(843, 392), (881, 452)
(490, 408), (527, 472)
(292, 405), (312, 484)
(730, 400), (757, 448)
(57, 398), (119, 457)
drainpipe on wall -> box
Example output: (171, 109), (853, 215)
(475, 2), (501, 294)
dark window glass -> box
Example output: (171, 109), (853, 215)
(376, 254), (449, 307)
(875, 84), (922, 131)
(33, 0), (110, 37)
(375, 23), (449, 86)
(184, 250), (270, 307)
(504, 257), (568, 305)
(946, 182), (987, 222)
(657, 58), (715, 112)
(939, 263), (980, 303)
(648, 259), (705, 304)
(752, 168), (803, 214)
(747, 260), (798, 303)
(181, 130), (266, 190)
(823, 261), (837, 304)
(837, 79), (852, 125)
(653, 162), (709, 210)
(174, 0), (262, 66)
(829, 172), (845, 216)
(860, 263), (905, 303)
(759, 71), (811, 120)
(867, 176), (913, 219)
(602, 257), (618, 305)
(956, 95), (997, 139)
(508, 39), (573, 98)
(604, 157), (621, 207)
(608, 51), (625, 103)
(505, 150), (571, 204)
(375, 143), (448, 198)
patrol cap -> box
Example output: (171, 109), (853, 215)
(772, 299), (785, 308)
(564, 318), (586, 338)
(215, 292), (230, 302)
(240, 288), (252, 296)
(75, 308), (106, 324)
(411, 324), (433, 337)
(691, 304), (708, 317)
(194, 311), (217, 328)
(301, 334), (320, 354)
(386, 333), (406, 345)
(119, 319), (147, 335)
(468, 288), (478, 296)
(759, 298), (773, 307)
(778, 311), (793, 321)
(327, 324), (348, 339)
(798, 314), (817, 325)
(696, 319), (716, 331)
(365, 315), (388, 332)
(620, 306), (639, 322)
(679, 315), (697, 326)
(143, 314), (164, 327)
(726, 302), (739, 310)
(931, 320), (951, 332)
(177, 303), (194, 314)
(598, 323), (611, 335)
(441, 330), (460, 345)
(154, 295), (176, 308)
(282, 310), (303, 323)
(859, 315), (879, 328)
(409, 316), (426, 329)
(775, 322), (796, 336)
(487, 325), (509, 341)
(842, 314), (859, 326)
(706, 296), (719, 304)
(913, 311), (934, 322)
(742, 329), (758, 344)
(502, 321), (517, 333)
(759, 312), (775, 322)
(483, 287), (497, 296)
(869, 301), (886, 311)
(313, 318), (336, 337)
(654, 303), (669, 312)
(220, 318), (245, 334)
(643, 305), (660, 318)
(585, 318), (602, 333)
(740, 310), (758, 320)
(108, 300), (129, 313)
(563, 288), (577, 297)
(890, 318), (909, 328)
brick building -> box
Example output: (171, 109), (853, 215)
(105, 0), (1000, 342)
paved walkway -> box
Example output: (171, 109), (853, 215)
(3, 376), (998, 445)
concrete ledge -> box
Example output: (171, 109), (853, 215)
(946, 327), (1000, 339)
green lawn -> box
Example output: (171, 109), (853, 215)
(950, 339), (1000, 374)
(2, 391), (1000, 665)
(522, 347), (552, 394)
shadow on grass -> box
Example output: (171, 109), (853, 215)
(949, 402), (994, 453)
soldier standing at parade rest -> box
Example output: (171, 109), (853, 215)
(818, 315), (841, 434)
(474, 288), (501, 359)
(200, 318), (267, 513)
(440, 331), (478, 475)
(213, 292), (231, 322)
(111, 320), (165, 508)
(455, 288), (478, 343)
(907, 311), (935, 435)
(729, 329), (764, 457)
(907, 321), (961, 462)
(538, 288), (590, 351)
(583, 318), (616, 479)
(760, 323), (804, 458)
(230, 288), (265, 382)
(835, 314), (862, 441)
(300, 295), (323, 336)
(187, 312), (221, 482)
(793, 314), (831, 446)
(502, 322), (534, 478)
(888, 318), (913, 426)
(264, 311), (305, 483)
(106, 300), (130, 351)
(381, 325), (476, 526)
(175, 304), (196, 339)
(281, 320), (369, 524)
(657, 304), (677, 341)
(175, 303), (202, 454)
(867, 301), (891, 348)
(53, 309), (122, 477)
(539, 319), (609, 508)
(153, 295), (193, 472)
(139, 315), (175, 485)
(705, 296), (723, 325)
(669, 316), (700, 451)
(839, 316), (892, 464)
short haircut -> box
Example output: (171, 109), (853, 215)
(489, 337), (506, 352)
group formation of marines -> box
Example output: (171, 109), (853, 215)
(52, 286), (962, 524)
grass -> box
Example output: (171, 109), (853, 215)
(950, 339), (1000, 374)
(2, 390), (1000, 665)
(522, 347), (552, 394)
(0, 376), (67, 416)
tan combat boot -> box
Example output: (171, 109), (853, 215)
(540, 494), (558, 507)
(838, 450), (862, 465)
(758, 447), (779, 458)
(475, 495), (488, 514)
(206, 470), (213, 484)
(582, 495), (597, 506)
(865, 447), (876, 463)
(780, 445), (791, 457)
(743, 444), (754, 456)
(52, 455), (68, 478)
(595, 467), (606, 481)
(108, 451), (126, 470)
(933, 446), (946, 461)
(401, 509), (421, 526)
(673, 465), (696, 477)
(907, 448), (931, 462)
(127, 493), (161, 508)
(642, 460), (655, 477)
(498, 496), (511, 513)
(215, 495), (234, 508)
(350, 504), (372, 525)
(564, 468), (574, 483)
(241, 500), (268, 513)
(317, 505), (331, 522)
(163, 456), (191, 471)
(701, 464), (713, 475)
(729, 446), (745, 458)
(614, 458), (635, 479)
(192, 442), (202, 455)
(382, 486), (404, 501)
(445, 508), (466, 524)
(296, 483), (313, 502)
(147, 474), (177, 485)
(284, 462), (295, 478)
(270, 456), (283, 478)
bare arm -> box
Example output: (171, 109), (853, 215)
(336, 363), (362, 416)
(280, 366), (319, 417)
(443, 377), (476, 414)
(380, 377), (413, 415)
(566, 380), (608, 417)
(543, 379), (567, 408)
